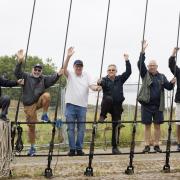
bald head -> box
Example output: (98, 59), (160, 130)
(147, 59), (158, 75)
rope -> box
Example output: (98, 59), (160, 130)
(12, 0), (37, 154)
(0, 121), (12, 178)
(125, 0), (149, 175)
(85, 0), (111, 176)
(163, 11), (180, 172)
(44, 0), (73, 178)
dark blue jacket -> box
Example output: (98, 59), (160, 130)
(100, 60), (131, 105)
(169, 56), (180, 103)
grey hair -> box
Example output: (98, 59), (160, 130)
(107, 64), (117, 70)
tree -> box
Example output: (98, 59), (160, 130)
(0, 55), (66, 104)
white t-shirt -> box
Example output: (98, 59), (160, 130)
(65, 71), (93, 107)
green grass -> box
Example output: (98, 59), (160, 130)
(7, 103), (177, 149)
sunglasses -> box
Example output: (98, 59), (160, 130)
(108, 69), (116, 72)
(34, 68), (42, 72)
(75, 65), (83, 68)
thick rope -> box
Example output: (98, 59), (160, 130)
(0, 121), (12, 178)
(125, 0), (149, 174)
(163, 11), (180, 172)
(85, 0), (111, 176)
(44, 0), (73, 178)
(12, 0), (37, 154)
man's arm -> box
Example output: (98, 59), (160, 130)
(121, 54), (132, 84)
(168, 47), (180, 77)
(89, 84), (102, 91)
(163, 75), (176, 90)
(0, 77), (24, 87)
(44, 69), (64, 89)
(63, 47), (74, 77)
(137, 40), (148, 78)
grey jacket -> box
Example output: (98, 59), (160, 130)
(14, 63), (60, 106)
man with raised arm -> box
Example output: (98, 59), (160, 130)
(63, 47), (101, 156)
(138, 41), (176, 153)
(168, 47), (180, 151)
(14, 49), (63, 156)
(97, 54), (132, 154)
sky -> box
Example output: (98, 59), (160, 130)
(0, 0), (180, 84)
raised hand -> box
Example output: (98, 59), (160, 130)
(124, 53), (129, 61)
(172, 47), (180, 56)
(141, 40), (148, 53)
(67, 47), (75, 57)
(16, 49), (25, 63)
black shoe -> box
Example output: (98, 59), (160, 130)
(67, 149), (75, 156)
(0, 114), (7, 121)
(142, 145), (150, 153)
(112, 147), (121, 154)
(98, 116), (105, 123)
(76, 149), (85, 156)
(154, 145), (162, 153)
(177, 144), (180, 151)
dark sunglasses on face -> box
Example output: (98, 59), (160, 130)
(108, 69), (116, 72)
(34, 68), (42, 72)
(75, 65), (83, 68)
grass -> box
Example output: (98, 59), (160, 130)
(7, 101), (177, 149)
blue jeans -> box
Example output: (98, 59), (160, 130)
(65, 103), (87, 150)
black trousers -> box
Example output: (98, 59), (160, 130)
(100, 96), (123, 148)
(0, 95), (10, 116)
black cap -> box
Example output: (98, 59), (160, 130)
(74, 60), (83, 66)
(33, 64), (43, 69)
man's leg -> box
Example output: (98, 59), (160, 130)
(111, 104), (123, 154)
(141, 106), (153, 152)
(99, 96), (113, 122)
(37, 92), (51, 122)
(76, 106), (87, 155)
(144, 124), (152, 146)
(175, 103), (180, 151)
(24, 104), (37, 156)
(0, 95), (10, 120)
(65, 103), (76, 156)
(154, 123), (160, 145)
(153, 110), (163, 152)
(177, 125), (180, 151)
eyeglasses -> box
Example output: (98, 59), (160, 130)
(75, 65), (83, 68)
(108, 69), (116, 72)
(34, 68), (42, 72)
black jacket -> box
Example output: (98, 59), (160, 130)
(169, 56), (180, 103)
(0, 77), (18, 97)
(100, 60), (131, 104)
(14, 63), (60, 106)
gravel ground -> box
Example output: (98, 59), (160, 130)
(5, 146), (180, 180)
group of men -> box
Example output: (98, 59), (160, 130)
(0, 41), (179, 156)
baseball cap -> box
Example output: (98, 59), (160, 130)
(33, 64), (43, 69)
(74, 60), (83, 66)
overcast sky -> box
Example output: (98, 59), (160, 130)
(0, 0), (179, 83)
